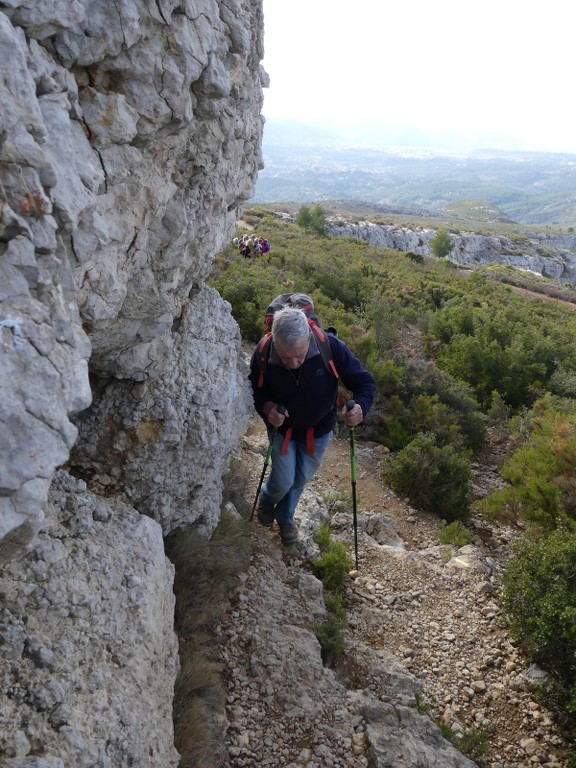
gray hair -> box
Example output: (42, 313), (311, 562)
(272, 307), (310, 348)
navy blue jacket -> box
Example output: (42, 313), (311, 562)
(250, 334), (376, 440)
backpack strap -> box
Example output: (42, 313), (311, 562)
(281, 427), (293, 455)
(309, 322), (339, 381)
(256, 333), (273, 388)
(306, 426), (315, 454)
(256, 326), (338, 388)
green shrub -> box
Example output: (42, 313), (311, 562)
(430, 228), (454, 259)
(296, 204), (327, 235)
(313, 521), (332, 550)
(429, 299), (567, 409)
(376, 357), (486, 453)
(502, 525), (576, 719)
(312, 529), (351, 666)
(383, 432), (472, 521)
(439, 722), (490, 763)
(412, 694), (490, 763)
(315, 591), (348, 665)
(315, 604), (346, 666)
(479, 395), (576, 530)
(439, 521), (474, 547)
(405, 251), (424, 264)
(313, 540), (353, 593)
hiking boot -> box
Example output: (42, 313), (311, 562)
(279, 522), (299, 544)
(257, 501), (275, 528)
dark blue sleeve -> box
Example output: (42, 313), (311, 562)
(330, 336), (376, 417)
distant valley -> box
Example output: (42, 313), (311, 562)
(253, 120), (576, 228)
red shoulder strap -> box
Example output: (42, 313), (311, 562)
(257, 326), (339, 388)
(256, 333), (273, 388)
(309, 323), (339, 380)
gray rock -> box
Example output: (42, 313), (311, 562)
(329, 220), (576, 284)
(0, 0), (264, 763)
(1, 0), (264, 554)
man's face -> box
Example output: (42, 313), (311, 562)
(275, 335), (311, 369)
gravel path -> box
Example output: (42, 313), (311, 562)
(216, 417), (573, 767)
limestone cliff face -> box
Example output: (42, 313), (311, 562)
(0, 1), (261, 763)
(1, 0), (260, 550)
(330, 220), (576, 283)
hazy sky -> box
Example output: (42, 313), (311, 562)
(261, 0), (576, 154)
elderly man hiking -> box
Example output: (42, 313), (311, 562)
(249, 297), (376, 545)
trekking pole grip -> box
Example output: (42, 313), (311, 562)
(346, 399), (356, 428)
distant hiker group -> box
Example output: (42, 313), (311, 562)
(233, 234), (270, 259)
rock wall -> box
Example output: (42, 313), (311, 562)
(1, 1), (262, 764)
(0, 471), (180, 767)
(329, 220), (576, 283)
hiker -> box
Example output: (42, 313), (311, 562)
(249, 305), (376, 545)
(239, 236), (252, 258)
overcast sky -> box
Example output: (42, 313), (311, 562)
(261, 0), (576, 154)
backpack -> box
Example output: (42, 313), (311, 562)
(255, 293), (339, 388)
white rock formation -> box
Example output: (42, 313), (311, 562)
(329, 220), (576, 283)
(0, 471), (180, 767)
(1, 0), (262, 763)
(1, 0), (261, 551)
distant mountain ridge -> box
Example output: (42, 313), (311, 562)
(254, 120), (576, 227)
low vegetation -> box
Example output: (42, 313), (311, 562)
(312, 522), (352, 666)
(439, 521), (474, 547)
(413, 693), (491, 764)
(502, 525), (576, 722)
(210, 205), (576, 725)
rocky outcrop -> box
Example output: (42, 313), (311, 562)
(1, 1), (262, 763)
(0, 471), (180, 767)
(329, 220), (576, 283)
(1, 0), (262, 552)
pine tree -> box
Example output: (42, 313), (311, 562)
(430, 228), (454, 259)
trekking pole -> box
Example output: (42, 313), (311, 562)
(346, 399), (359, 569)
(250, 405), (286, 520)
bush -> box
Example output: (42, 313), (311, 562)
(413, 694), (490, 763)
(312, 527), (351, 666)
(430, 228), (454, 259)
(479, 395), (576, 530)
(502, 525), (576, 718)
(313, 540), (353, 593)
(405, 251), (424, 264)
(314, 592), (347, 666)
(439, 521), (474, 547)
(376, 356), (486, 453)
(383, 432), (472, 521)
(296, 203), (327, 235)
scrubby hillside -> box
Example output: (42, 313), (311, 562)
(209, 207), (576, 766)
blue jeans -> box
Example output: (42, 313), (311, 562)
(260, 429), (332, 524)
